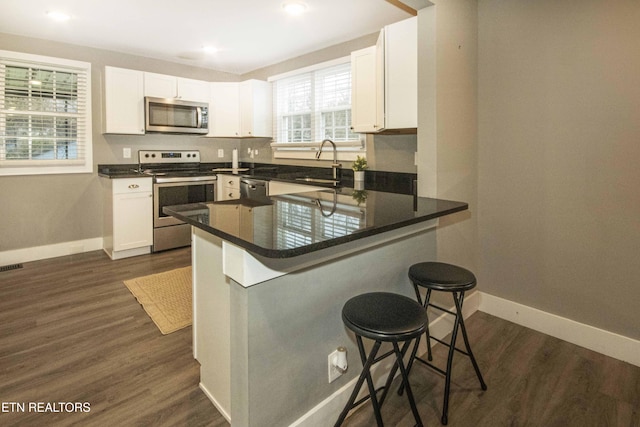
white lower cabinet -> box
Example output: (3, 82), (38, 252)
(217, 174), (241, 200)
(102, 177), (153, 260)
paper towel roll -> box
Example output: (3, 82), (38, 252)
(232, 148), (239, 169)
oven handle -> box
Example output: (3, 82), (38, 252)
(154, 176), (217, 184)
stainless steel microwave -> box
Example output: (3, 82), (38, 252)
(144, 97), (209, 134)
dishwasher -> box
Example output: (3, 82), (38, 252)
(240, 178), (270, 203)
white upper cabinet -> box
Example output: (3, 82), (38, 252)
(103, 66), (145, 134)
(350, 16), (417, 133)
(144, 72), (210, 103)
(384, 16), (417, 129)
(240, 80), (272, 138)
(103, 66), (268, 137)
(143, 72), (176, 98)
(351, 46), (383, 133)
(208, 80), (272, 138)
(177, 78), (211, 103)
(209, 82), (241, 137)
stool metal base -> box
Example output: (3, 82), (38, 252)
(407, 287), (487, 425)
(335, 335), (423, 427)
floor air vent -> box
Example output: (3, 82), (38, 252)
(0, 263), (23, 272)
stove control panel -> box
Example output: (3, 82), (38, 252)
(138, 150), (201, 164)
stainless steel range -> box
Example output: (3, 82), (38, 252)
(138, 150), (216, 252)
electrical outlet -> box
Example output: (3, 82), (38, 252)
(123, 147), (131, 159)
(328, 350), (343, 383)
(218, 149), (224, 158)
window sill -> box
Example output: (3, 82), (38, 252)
(0, 164), (93, 176)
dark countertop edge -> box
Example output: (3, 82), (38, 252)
(163, 198), (468, 259)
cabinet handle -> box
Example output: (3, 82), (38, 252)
(228, 180), (233, 185)
(128, 184), (139, 189)
(228, 193), (234, 197)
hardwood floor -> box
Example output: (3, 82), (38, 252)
(1, 249), (639, 426)
(342, 311), (640, 427)
(0, 248), (228, 427)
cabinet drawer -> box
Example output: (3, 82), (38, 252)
(222, 187), (240, 200)
(113, 178), (152, 194)
(219, 175), (240, 189)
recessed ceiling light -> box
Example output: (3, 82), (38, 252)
(46, 11), (71, 22)
(282, 1), (307, 16)
(202, 46), (219, 54)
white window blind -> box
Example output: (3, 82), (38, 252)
(0, 50), (92, 176)
(275, 197), (364, 250)
(272, 61), (360, 148)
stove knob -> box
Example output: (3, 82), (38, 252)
(151, 153), (156, 158)
(144, 153), (150, 158)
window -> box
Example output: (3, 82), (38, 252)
(270, 58), (363, 160)
(0, 50), (92, 176)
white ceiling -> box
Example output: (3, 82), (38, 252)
(0, 0), (412, 75)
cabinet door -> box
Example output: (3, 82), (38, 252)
(350, 46), (381, 133)
(178, 78), (210, 103)
(212, 204), (240, 235)
(240, 80), (272, 137)
(103, 67), (145, 134)
(144, 72), (177, 98)
(113, 191), (153, 251)
(209, 82), (241, 137)
(384, 16), (417, 129)
(239, 206), (254, 241)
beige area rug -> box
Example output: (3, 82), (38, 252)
(124, 266), (192, 334)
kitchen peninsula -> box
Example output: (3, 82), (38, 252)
(164, 185), (468, 426)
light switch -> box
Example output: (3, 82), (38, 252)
(218, 149), (224, 158)
(123, 147), (131, 158)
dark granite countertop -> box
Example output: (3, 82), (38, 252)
(163, 188), (467, 258)
(98, 162), (417, 194)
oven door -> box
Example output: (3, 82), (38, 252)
(154, 180), (216, 228)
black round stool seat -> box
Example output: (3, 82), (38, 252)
(405, 261), (486, 425)
(342, 292), (428, 342)
(409, 262), (476, 292)
(336, 292), (428, 427)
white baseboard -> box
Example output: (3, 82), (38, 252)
(0, 237), (104, 266)
(478, 292), (640, 367)
(199, 382), (231, 423)
(289, 291), (480, 427)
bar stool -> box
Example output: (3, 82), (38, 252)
(405, 262), (487, 425)
(335, 292), (428, 427)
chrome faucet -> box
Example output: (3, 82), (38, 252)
(315, 139), (342, 182)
